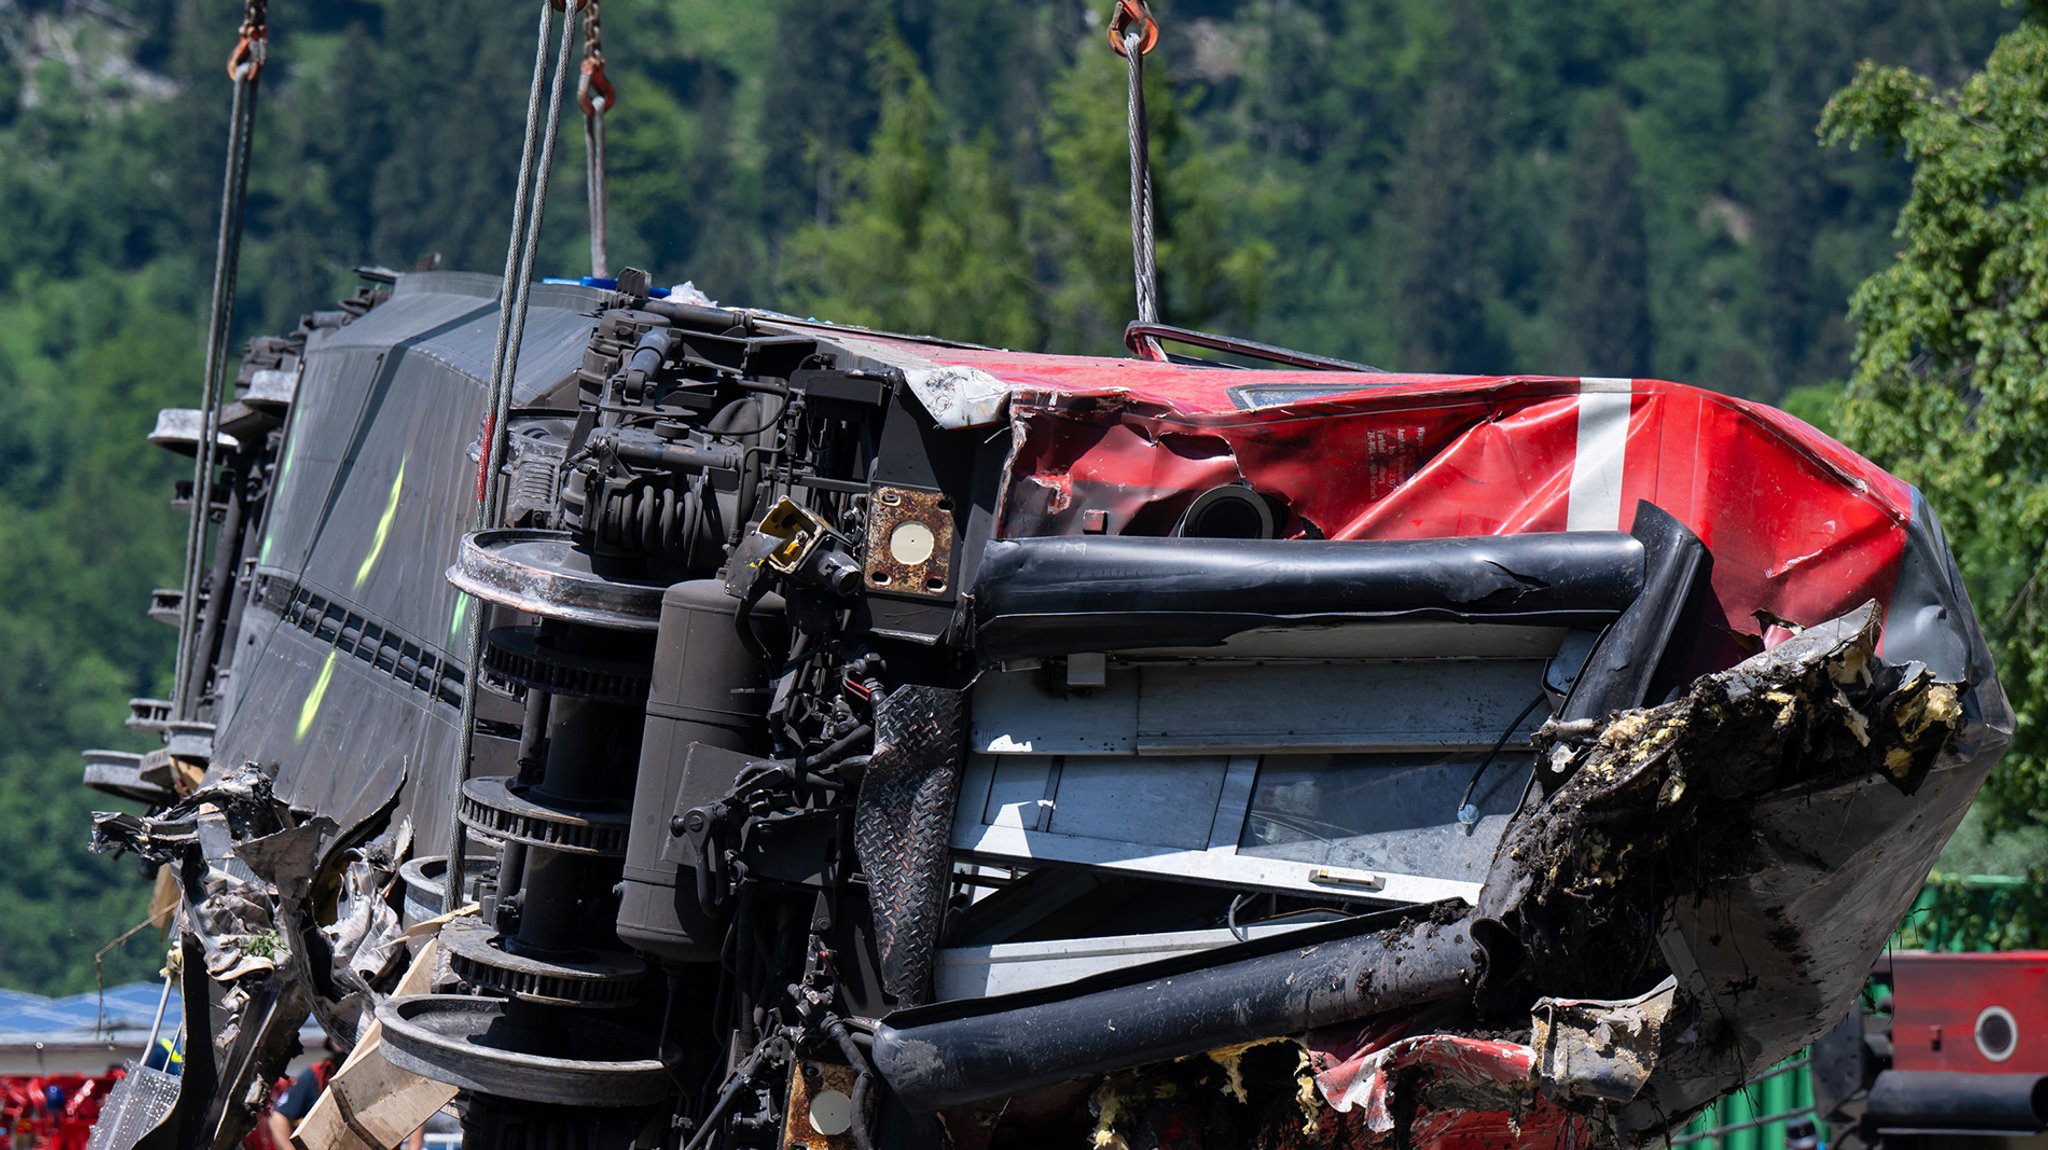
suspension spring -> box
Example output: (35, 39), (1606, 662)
(595, 481), (699, 555)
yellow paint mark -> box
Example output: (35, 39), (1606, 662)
(297, 650), (336, 741)
(258, 440), (298, 568)
(354, 458), (406, 590)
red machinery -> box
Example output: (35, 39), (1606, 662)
(1, 1072), (122, 1150)
(1816, 952), (2048, 1145)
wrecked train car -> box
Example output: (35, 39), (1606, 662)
(86, 271), (2009, 1150)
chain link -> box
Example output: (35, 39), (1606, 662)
(578, 0), (615, 118)
(225, 0), (267, 81)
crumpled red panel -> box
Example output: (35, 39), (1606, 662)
(1305, 1024), (1596, 1150)
(922, 348), (1915, 682)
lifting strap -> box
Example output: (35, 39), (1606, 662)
(445, 0), (582, 912)
(580, 0), (616, 279)
(1109, 0), (1165, 362)
(173, 0), (267, 717)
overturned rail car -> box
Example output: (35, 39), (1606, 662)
(85, 269), (2009, 1150)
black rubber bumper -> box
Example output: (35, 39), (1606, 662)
(870, 908), (1479, 1112)
(1867, 1070), (2048, 1134)
(972, 531), (1645, 659)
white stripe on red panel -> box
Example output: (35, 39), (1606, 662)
(1568, 377), (1632, 532)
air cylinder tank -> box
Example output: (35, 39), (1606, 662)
(616, 580), (781, 961)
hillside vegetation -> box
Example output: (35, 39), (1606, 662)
(0, 0), (2035, 993)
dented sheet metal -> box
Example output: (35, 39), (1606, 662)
(1310, 1030), (1537, 1127)
(113, 272), (2011, 1150)
(1486, 601), (1986, 1141)
(1296, 981), (1671, 1143)
(901, 363), (1010, 428)
(909, 594), (1994, 1147)
(881, 347), (1941, 681)
(1530, 979), (1677, 1104)
(93, 766), (292, 982)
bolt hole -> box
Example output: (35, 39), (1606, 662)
(926, 577), (946, 591)
(870, 571), (890, 584)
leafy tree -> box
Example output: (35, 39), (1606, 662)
(1822, 9), (2048, 832)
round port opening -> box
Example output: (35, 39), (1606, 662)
(1177, 485), (1275, 540)
(1976, 1004), (2018, 1063)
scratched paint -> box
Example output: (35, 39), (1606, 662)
(354, 458), (406, 590)
(296, 650), (337, 741)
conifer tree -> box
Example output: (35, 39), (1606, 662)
(1555, 98), (1651, 377)
(785, 35), (1037, 349)
(1751, 0), (1840, 397)
(368, 4), (532, 271)
(1380, 0), (1502, 373)
(757, 0), (883, 237)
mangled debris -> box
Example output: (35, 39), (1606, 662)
(93, 266), (2009, 1150)
(911, 601), (1970, 1149)
(90, 764), (426, 1148)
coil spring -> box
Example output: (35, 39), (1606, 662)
(595, 481), (699, 555)
(506, 454), (561, 525)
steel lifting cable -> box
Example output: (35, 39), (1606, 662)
(1109, 0), (1165, 362)
(445, 0), (583, 912)
(580, 0), (616, 279)
(173, 0), (268, 718)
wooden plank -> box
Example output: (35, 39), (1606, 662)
(293, 936), (457, 1150)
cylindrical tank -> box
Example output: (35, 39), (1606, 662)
(615, 580), (782, 961)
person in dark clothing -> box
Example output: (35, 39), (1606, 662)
(264, 1054), (336, 1150)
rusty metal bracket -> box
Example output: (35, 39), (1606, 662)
(864, 488), (954, 598)
(781, 1059), (863, 1150)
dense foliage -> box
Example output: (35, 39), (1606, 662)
(1824, 5), (2048, 883)
(0, 0), (2034, 993)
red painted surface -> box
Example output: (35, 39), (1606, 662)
(1303, 1021), (1597, 1150)
(1890, 951), (2048, 1075)
(899, 343), (1921, 680)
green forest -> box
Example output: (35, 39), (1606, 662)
(3, 0), (2046, 994)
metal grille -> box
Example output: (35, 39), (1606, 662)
(86, 1061), (180, 1150)
(258, 574), (464, 704)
